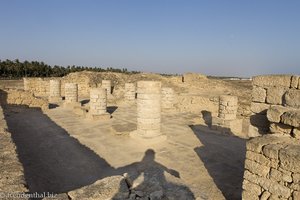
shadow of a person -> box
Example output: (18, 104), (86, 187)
(114, 149), (195, 200)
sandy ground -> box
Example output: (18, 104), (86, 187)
(3, 104), (246, 200)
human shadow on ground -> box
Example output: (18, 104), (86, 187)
(114, 149), (195, 199)
(190, 124), (246, 200)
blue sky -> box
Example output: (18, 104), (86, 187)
(0, 0), (299, 77)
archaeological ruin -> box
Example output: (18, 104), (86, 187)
(0, 72), (299, 200)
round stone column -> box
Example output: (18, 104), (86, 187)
(65, 83), (78, 103)
(49, 80), (61, 102)
(161, 87), (175, 110)
(124, 83), (136, 101)
(218, 95), (238, 120)
(136, 81), (162, 138)
(102, 80), (112, 95)
(89, 88), (107, 115)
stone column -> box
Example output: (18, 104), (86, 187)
(23, 78), (29, 91)
(102, 80), (112, 96)
(63, 83), (80, 108)
(218, 95), (238, 120)
(131, 81), (165, 141)
(49, 80), (62, 102)
(124, 83), (136, 101)
(161, 87), (175, 110)
(87, 88), (110, 120)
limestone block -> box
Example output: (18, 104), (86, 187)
(269, 123), (292, 135)
(260, 191), (271, 200)
(269, 168), (292, 183)
(241, 190), (259, 200)
(252, 75), (292, 87)
(263, 143), (287, 160)
(252, 86), (266, 103)
(283, 89), (300, 108)
(293, 191), (300, 200)
(67, 175), (129, 200)
(246, 151), (272, 166)
(244, 159), (270, 177)
(250, 102), (270, 114)
(279, 144), (300, 173)
(291, 75), (300, 88)
(281, 110), (300, 127)
(242, 179), (262, 196)
(292, 127), (300, 139)
(293, 173), (300, 183)
(266, 87), (286, 105)
(246, 135), (291, 153)
(267, 105), (290, 123)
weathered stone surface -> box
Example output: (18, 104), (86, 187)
(293, 127), (300, 139)
(281, 110), (300, 127)
(267, 105), (290, 123)
(269, 123), (293, 135)
(269, 168), (292, 183)
(266, 87), (286, 105)
(124, 83), (136, 101)
(293, 191), (300, 200)
(293, 173), (300, 183)
(250, 102), (270, 114)
(67, 176), (129, 200)
(242, 179), (262, 195)
(252, 86), (266, 103)
(284, 89), (300, 108)
(279, 144), (300, 173)
(244, 159), (270, 177)
(64, 83), (78, 103)
(252, 75), (292, 87)
(101, 80), (112, 95)
(291, 75), (300, 88)
(260, 191), (271, 200)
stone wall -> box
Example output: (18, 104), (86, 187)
(0, 105), (28, 194)
(242, 74), (300, 200)
(242, 135), (300, 200)
(249, 75), (300, 137)
(0, 89), (49, 110)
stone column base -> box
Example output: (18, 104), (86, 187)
(211, 116), (244, 137)
(130, 130), (167, 144)
(86, 113), (111, 120)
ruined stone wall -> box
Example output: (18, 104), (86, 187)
(249, 75), (300, 137)
(23, 77), (50, 97)
(242, 74), (300, 200)
(0, 105), (28, 194)
(242, 135), (300, 200)
(0, 89), (49, 110)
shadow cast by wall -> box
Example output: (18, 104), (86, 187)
(0, 89), (116, 196)
(189, 124), (246, 200)
(201, 110), (212, 127)
(107, 106), (118, 114)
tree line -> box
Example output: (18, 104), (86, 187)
(0, 59), (140, 78)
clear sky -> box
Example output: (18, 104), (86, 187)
(0, 0), (299, 77)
